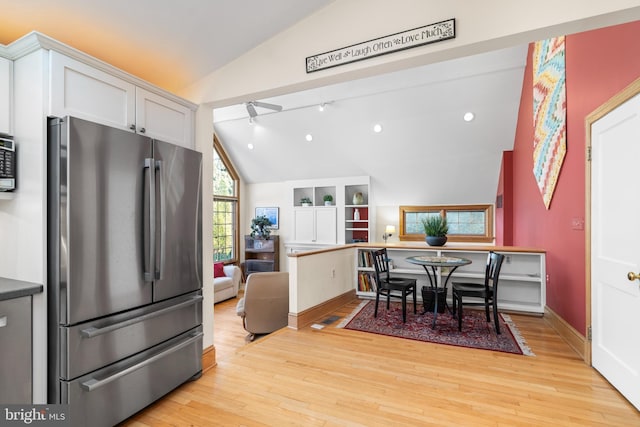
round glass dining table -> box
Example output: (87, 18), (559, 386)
(405, 255), (472, 328)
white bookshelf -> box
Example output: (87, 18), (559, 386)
(356, 246), (546, 314)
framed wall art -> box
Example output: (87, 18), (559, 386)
(255, 207), (279, 229)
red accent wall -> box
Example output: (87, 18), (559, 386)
(510, 21), (640, 334)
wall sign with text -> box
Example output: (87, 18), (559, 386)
(306, 18), (455, 73)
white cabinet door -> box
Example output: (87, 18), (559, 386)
(49, 51), (135, 130)
(314, 207), (337, 244)
(293, 208), (315, 242)
(0, 57), (11, 135)
(135, 88), (193, 148)
(293, 207), (337, 244)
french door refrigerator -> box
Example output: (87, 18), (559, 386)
(47, 116), (203, 427)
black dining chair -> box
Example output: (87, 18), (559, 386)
(451, 251), (505, 334)
(371, 248), (417, 323)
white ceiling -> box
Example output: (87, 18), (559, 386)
(0, 0), (333, 92)
(214, 45), (528, 205)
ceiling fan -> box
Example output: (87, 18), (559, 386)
(245, 101), (283, 118)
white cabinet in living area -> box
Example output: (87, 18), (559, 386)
(293, 206), (337, 244)
(0, 57), (12, 135)
(49, 51), (194, 148)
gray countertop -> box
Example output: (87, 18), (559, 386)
(0, 277), (43, 301)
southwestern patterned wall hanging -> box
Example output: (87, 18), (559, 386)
(532, 36), (566, 209)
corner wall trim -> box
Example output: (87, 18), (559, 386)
(544, 306), (588, 361)
(202, 345), (216, 372)
(288, 290), (357, 329)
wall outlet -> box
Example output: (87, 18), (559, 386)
(505, 256), (511, 264)
(331, 268), (336, 278)
(546, 274), (550, 284)
(571, 217), (585, 230)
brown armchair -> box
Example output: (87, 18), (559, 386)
(236, 272), (289, 341)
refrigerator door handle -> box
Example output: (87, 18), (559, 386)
(155, 159), (166, 281)
(80, 331), (203, 392)
(79, 294), (203, 338)
(143, 158), (156, 282)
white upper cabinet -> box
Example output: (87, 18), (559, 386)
(49, 51), (194, 148)
(293, 207), (337, 244)
(49, 51), (135, 131)
(0, 57), (12, 135)
(135, 87), (193, 148)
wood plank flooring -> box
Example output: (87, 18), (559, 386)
(123, 296), (639, 426)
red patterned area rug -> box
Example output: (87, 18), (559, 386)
(337, 300), (534, 356)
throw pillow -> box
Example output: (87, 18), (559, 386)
(214, 262), (226, 278)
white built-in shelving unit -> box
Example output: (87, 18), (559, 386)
(355, 245), (546, 314)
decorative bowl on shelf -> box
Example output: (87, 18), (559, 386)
(352, 192), (364, 205)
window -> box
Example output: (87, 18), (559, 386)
(214, 135), (239, 263)
(399, 204), (494, 243)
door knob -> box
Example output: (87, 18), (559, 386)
(627, 272), (640, 281)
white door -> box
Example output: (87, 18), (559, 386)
(591, 92), (640, 410)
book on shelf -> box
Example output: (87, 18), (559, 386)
(358, 271), (377, 292)
(359, 250), (374, 268)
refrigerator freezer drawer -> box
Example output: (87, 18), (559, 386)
(61, 291), (202, 380)
(62, 326), (202, 427)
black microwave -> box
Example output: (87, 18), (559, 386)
(0, 136), (15, 191)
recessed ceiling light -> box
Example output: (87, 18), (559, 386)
(305, 134), (313, 142)
(373, 124), (383, 133)
(318, 103), (325, 112)
(463, 112), (475, 122)
(247, 143), (254, 150)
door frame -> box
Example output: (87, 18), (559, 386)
(585, 76), (640, 365)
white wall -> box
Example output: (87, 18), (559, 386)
(288, 247), (355, 313)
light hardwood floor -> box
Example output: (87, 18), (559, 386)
(124, 296), (639, 426)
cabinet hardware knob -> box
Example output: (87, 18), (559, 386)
(627, 272), (640, 281)
(129, 124), (136, 130)
(139, 127), (146, 133)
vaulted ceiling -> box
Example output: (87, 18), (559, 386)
(213, 45), (527, 205)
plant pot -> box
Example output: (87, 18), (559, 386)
(324, 201), (332, 206)
(425, 235), (447, 246)
(301, 203), (311, 207)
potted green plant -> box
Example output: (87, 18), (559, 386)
(300, 197), (312, 207)
(421, 215), (448, 246)
(250, 215), (272, 239)
(323, 194), (333, 206)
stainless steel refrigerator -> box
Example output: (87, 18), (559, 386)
(47, 116), (203, 426)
